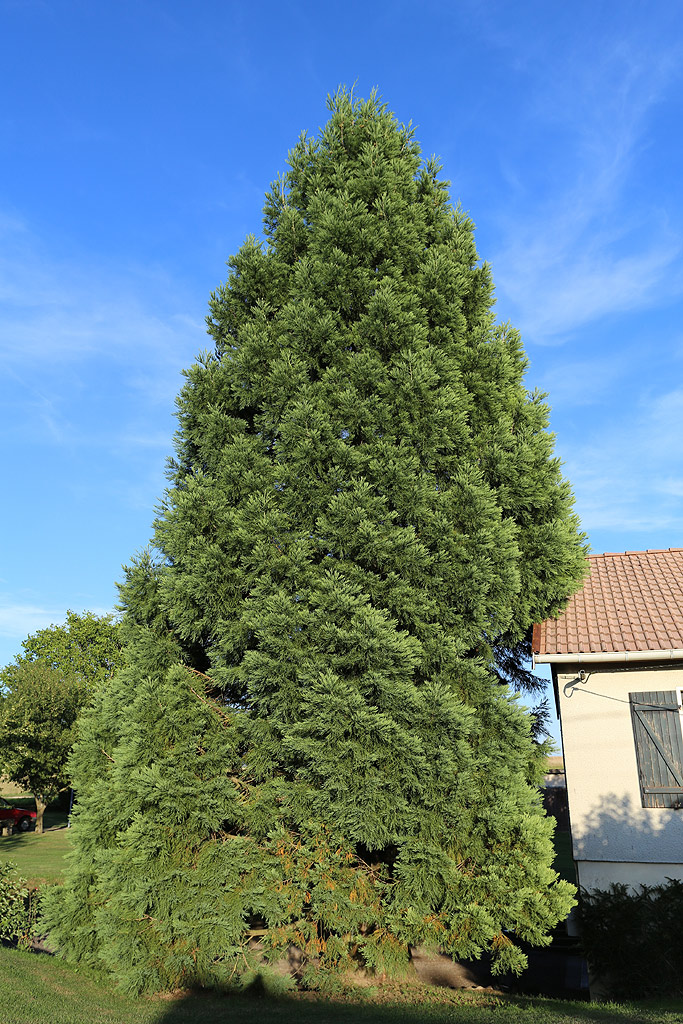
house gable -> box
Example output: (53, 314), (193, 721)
(533, 549), (683, 894)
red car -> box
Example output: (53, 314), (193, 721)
(0, 796), (36, 832)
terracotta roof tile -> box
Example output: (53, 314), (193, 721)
(534, 548), (683, 656)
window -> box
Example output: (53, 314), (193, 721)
(630, 689), (683, 809)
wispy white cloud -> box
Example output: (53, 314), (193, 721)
(0, 601), (111, 642)
(117, 431), (174, 450)
(0, 212), (203, 362)
(500, 236), (681, 345)
(536, 354), (629, 409)
(658, 478), (683, 499)
(565, 385), (683, 535)
(0, 212), (204, 450)
(491, 32), (683, 344)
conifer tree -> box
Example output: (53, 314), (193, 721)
(44, 90), (587, 994)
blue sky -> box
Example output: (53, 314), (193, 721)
(2, 1), (682, 747)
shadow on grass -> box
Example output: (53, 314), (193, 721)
(145, 984), (672, 1024)
(2, 816), (66, 835)
(148, 989), (495, 1024)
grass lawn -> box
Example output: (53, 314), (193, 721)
(1, 947), (682, 1024)
(0, 796), (70, 886)
(2, 790), (659, 1023)
(1, 778), (31, 799)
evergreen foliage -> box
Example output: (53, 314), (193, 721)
(579, 880), (683, 998)
(45, 90), (587, 994)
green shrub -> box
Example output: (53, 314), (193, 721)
(578, 879), (683, 999)
(0, 861), (41, 947)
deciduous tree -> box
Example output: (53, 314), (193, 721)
(0, 662), (86, 832)
(2, 610), (122, 689)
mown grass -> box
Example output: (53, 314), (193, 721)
(1, 947), (682, 1024)
(0, 796), (70, 886)
(4, 792), (669, 1023)
(0, 777), (30, 799)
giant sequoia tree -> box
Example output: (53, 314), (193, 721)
(45, 91), (587, 994)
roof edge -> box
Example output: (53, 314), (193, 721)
(534, 649), (683, 666)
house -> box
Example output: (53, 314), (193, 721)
(532, 548), (683, 894)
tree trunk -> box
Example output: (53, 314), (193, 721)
(34, 797), (48, 835)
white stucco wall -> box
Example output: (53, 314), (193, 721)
(556, 663), (683, 888)
(576, 860), (683, 890)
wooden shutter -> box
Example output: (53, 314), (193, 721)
(630, 690), (683, 809)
